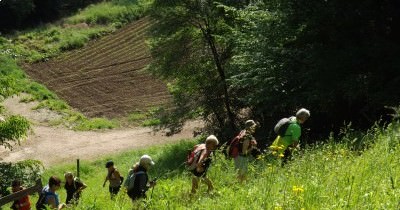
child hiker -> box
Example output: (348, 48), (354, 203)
(187, 135), (219, 194)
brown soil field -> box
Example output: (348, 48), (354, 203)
(23, 17), (170, 118)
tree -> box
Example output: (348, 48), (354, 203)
(0, 0), (35, 30)
(148, 0), (248, 135)
(230, 0), (400, 139)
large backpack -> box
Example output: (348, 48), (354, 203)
(186, 145), (205, 170)
(226, 130), (246, 158)
(274, 117), (295, 136)
(124, 170), (145, 191)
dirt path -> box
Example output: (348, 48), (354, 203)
(0, 96), (199, 167)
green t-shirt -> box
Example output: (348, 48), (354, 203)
(271, 117), (301, 151)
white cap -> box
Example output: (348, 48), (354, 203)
(296, 108), (310, 119)
(140, 154), (155, 166)
(205, 135), (219, 145)
(245, 120), (256, 128)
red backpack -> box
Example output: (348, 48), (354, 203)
(226, 130), (246, 158)
(186, 144), (205, 170)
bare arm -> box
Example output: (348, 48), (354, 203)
(76, 182), (87, 193)
(103, 176), (108, 187)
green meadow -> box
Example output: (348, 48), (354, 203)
(32, 121), (400, 209)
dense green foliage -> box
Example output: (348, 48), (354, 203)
(148, 0), (245, 136)
(0, 115), (30, 150)
(0, 160), (43, 197)
(24, 120), (399, 209)
(148, 0), (400, 143)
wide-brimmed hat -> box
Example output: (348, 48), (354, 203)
(140, 155), (155, 166)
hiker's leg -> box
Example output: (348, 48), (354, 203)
(191, 176), (199, 194)
(202, 177), (213, 192)
(109, 186), (119, 199)
(237, 156), (248, 183)
(281, 149), (292, 167)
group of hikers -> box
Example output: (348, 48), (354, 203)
(10, 172), (86, 210)
(8, 108), (310, 209)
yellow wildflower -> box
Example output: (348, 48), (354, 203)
(278, 153), (284, 158)
(292, 185), (304, 194)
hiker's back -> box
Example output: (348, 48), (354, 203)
(36, 186), (58, 210)
(109, 169), (122, 187)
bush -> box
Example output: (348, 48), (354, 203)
(0, 160), (43, 197)
(0, 115), (31, 150)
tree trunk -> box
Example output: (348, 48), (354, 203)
(203, 29), (237, 132)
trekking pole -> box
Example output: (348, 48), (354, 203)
(149, 177), (158, 200)
(77, 159), (80, 178)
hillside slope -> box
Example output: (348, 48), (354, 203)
(23, 16), (170, 118)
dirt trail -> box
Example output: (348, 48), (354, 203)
(0, 96), (199, 167)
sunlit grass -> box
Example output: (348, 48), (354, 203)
(36, 121), (400, 209)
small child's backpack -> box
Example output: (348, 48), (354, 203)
(274, 117), (295, 136)
(186, 145), (204, 170)
(226, 130), (246, 158)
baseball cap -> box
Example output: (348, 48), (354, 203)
(105, 160), (114, 168)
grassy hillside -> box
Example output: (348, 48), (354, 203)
(31, 121), (400, 209)
(0, 0), (157, 129)
(0, 1), (151, 63)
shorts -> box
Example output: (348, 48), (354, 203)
(234, 155), (249, 175)
(109, 186), (120, 195)
(191, 168), (207, 177)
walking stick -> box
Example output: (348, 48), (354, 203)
(150, 177), (158, 199)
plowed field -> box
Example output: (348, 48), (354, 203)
(24, 17), (170, 118)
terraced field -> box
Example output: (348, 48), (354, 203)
(23, 17), (170, 118)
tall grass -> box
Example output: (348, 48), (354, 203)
(65, 1), (147, 26)
(0, 0), (151, 63)
(34, 121), (400, 209)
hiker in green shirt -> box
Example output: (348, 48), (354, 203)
(270, 108), (310, 165)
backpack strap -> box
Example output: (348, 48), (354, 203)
(282, 121), (297, 137)
(135, 171), (145, 176)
